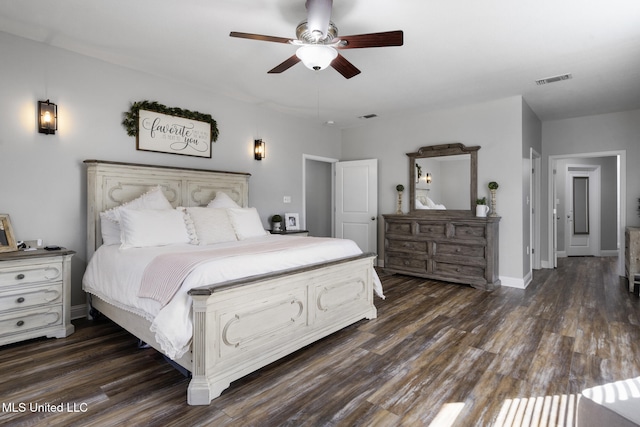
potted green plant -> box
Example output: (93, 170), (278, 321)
(271, 214), (283, 232)
(475, 197), (489, 217)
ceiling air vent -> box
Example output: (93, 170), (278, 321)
(535, 73), (572, 86)
(358, 114), (378, 119)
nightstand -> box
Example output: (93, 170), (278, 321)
(269, 230), (309, 236)
(0, 249), (75, 346)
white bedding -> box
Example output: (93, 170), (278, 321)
(82, 235), (383, 359)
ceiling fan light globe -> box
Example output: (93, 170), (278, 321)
(296, 45), (337, 71)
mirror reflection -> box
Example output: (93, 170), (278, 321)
(414, 155), (471, 210)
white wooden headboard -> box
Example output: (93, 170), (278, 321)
(84, 160), (250, 259)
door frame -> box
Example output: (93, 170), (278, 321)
(547, 150), (626, 275)
(530, 148), (541, 270)
(302, 154), (338, 234)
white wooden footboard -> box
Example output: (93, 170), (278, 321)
(187, 253), (377, 405)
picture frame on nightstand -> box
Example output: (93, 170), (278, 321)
(0, 214), (17, 253)
(284, 213), (300, 231)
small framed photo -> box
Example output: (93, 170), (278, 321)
(284, 213), (300, 231)
(0, 214), (18, 253)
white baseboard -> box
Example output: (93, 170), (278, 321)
(600, 250), (619, 257)
(499, 275), (528, 289)
(71, 304), (87, 320)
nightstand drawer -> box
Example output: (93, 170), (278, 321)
(0, 305), (63, 338)
(0, 284), (63, 312)
(0, 261), (63, 287)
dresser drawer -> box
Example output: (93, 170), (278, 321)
(386, 239), (427, 253)
(0, 305), (63, 338)
(416, 222), (446, 238)
(386, 255), (427, 272)
(433, 262), (485, 280)
(452, 224), (486, 240)
(435, 243), (484, 258)
(0, 284), (63, 312)
(0, 261), (63, 287)
(386, 221), (412, 236)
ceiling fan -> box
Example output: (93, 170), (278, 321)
(230, 0), (403, 79)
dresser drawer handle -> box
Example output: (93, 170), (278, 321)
(16, 274), (25, 280)
(16, 297), (25, 304)
(16, 320), (25, 327)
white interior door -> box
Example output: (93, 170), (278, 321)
(334, 159), (378, 254)
(565, 167), (600, 256)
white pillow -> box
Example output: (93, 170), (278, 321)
(99, 186), (173, 245)
(207, 191), (241, 209)
(119, 208), (190, 249)
(99, 215), (122, 245)
(184, 207), (237, 245)
(226, 207), (268, 240)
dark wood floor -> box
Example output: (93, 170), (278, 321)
(1, 257), (639, 426)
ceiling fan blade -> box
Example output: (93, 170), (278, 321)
(268, 55), (302, 74)
(331, 53), (361, 79)
(229, 31), (292, 44)
(337, 30), (404, 49)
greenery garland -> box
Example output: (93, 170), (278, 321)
(122, 100), (219, 142)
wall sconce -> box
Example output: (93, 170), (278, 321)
(38, 99), (57, 135)
(426, 173), (432, 184)
(254, 139), (265, 160)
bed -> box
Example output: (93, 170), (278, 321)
(82, 160), (380, 405)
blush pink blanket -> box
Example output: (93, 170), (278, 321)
(137, 238), (343, 306)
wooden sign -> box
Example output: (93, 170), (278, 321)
(137, 109), (212, 158)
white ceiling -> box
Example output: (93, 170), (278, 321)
(2, 0), (640, 128)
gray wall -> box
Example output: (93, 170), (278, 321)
(0, 32), (342, 307)
(541, 109), (640, 263)
(522, 100), (543, 276)
(342, 96), (527, 285)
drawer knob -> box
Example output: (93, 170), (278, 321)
(16, 297), (25, 304)
(16, 274), (25, 280)
(16, 320), (25, 327)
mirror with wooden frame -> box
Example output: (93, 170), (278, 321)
(407, 143), (479, 217)
(0, 214), (18, 253)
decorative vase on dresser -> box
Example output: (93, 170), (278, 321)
(0, 248), (75, 346)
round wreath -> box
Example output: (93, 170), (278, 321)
(122, 100), (219, 142)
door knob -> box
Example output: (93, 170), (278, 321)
(371, 217), (376, 221)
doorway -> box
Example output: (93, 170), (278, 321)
(548, 150), (626, 275)
(302, 155), (337, 237)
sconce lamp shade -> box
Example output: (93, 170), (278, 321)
(426, 173), (432, 184)
(254, 139), (265, 160)
(38, 100), (57, 135)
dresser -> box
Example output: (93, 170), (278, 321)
(0, 249), (75, 346)
(625, 227), (640, 294)
(383, 214), (500, 291)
